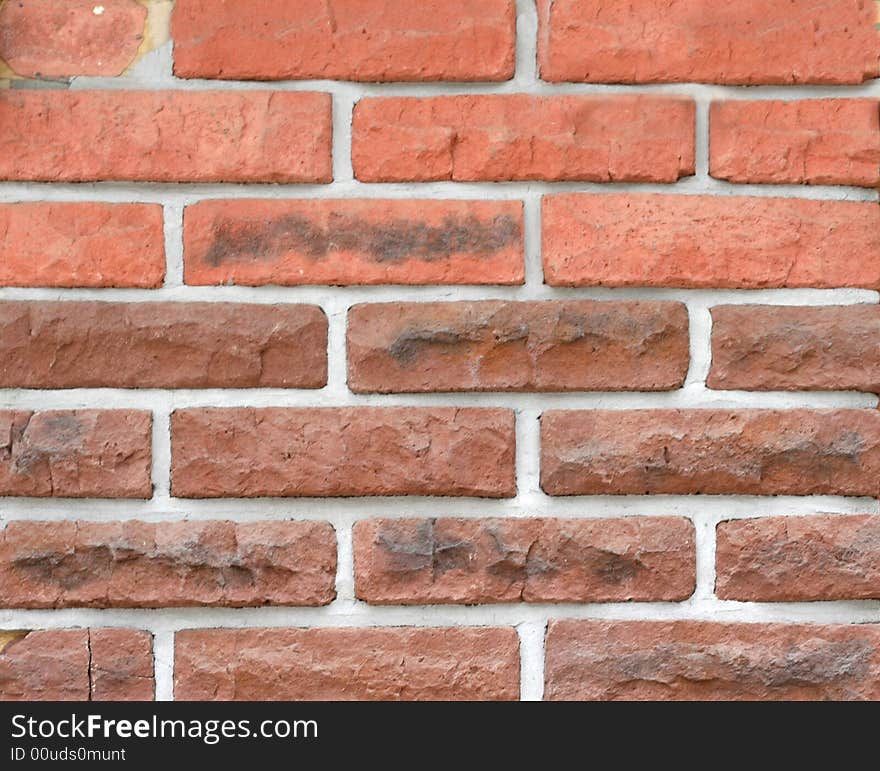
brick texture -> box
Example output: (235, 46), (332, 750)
(543, 194), (880, 289)
(537, 0), (880, 85)
(171, 407), (516, 498)
(354, 517), (695, 604)
(183, 199), (524, 286)
(716, 515), (880, 601)
(172, 0), (516, 82)
(0, 520), (337, 608)
(352, 95), (695, 182)
(0, 301), (328, 389)
(544, 620), (880, 700)
(347, 300), (689, 392)
(174, 627), (520, 700)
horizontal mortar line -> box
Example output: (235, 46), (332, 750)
(1, 599), (878, 631)
(0, 179), (877, 202)
(1, 495), (877, 522)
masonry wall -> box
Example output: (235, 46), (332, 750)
(1, 0), (880, 701)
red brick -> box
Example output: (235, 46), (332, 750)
(172, 0), (515, 82)
(0, 628), (153, 701)
(0, 520), (337, 608)
(541, 409), (880, 497)
(538, 0), (880, 85)
(0, 0), (146, 79)
(0, 410), (152, 498)
(542, 194), (880, 289)
(544, 620), (880, 700)
(347, 300), (689, 393)
(171, 407), (516, 498)
(174, 627), (519, 700)
(0, 90), (332, 183)
(710, 99), (880, 186)
(354, 517), (695, 604)
(709, 305), (880, 393)
(183, 199), (524, 287)
(716, 515), (880, 601)
(0, 301), (327, 389)
(352, 95), (695, 182)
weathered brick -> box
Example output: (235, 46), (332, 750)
(709, 305), (880, 393)
(352, 95), (695, 182)
(710, 99), (880, 186)
(716, 515), (880, 601)
(0, 203), (165, 288)
(172, 0), (515, 82)
(171, 407), (516, 498)
(347, 300), (689, 393)
(542, 194), (880, 289)
(0, 410), (152, 498)
(0, 0), (147, 79)
(0, 90), (332, 183)
(183, 199), (524, 287)
(538, 0), (880, 85)
(0, 628), (154, 701)
(354, 517), (695, 604)
(541, 409), (880, 496)
(544, 620), (880, 700)
(0, 520), (337, 608)
(174, 627), (519, 700)
(0, 301), (328, 389)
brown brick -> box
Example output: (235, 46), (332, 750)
(716, 515), (880, 601)
(174, 627), (519, 700)
(542, 194), (880, 289)
(0, 301), (328, 389)
(0, 410), (152, 498)
(0, 203), (165, 288)
(354, 517), (695, 604)
(0, 90), (332, 183)
(710, 99), (880, 186)
(709, 305), (880, 393)
(183, 199), (524, 287)
(347, 301), (689, 393)
(352, 95), (695, 182)
(171, 407), (516, 498)
(545, 619), (880, 700)
(172, 0), (516, 82)
(541, 409), (880, 496)
(0, 628), (154, 701)
(0, 520), (337, 608)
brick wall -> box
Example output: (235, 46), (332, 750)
(1, 0), (879, 701)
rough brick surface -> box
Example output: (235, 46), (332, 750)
(354, 517), (695, 604)
(171, 407), (516, 498)
(0, 203), (165, 288)
(716, 515), (880, 602)
(537, 0), (880, 85)
(0, 91), (332, 183)
(174, 627), (520, 700)
(352, 95), (695, 182)
(183, 199), (524, 287)
(0, 0), (147, 79)
(710, 100), (880, 186)
(0, 410), (152, 498)
(544, 620), (880, 700)
(541, 409), (880, 497)
(543, 194), (880, 289)
(347, 300), (689, 392)
(172, 0), (515, 82)
(0, 301), (328, 389)
(709, 305), (880, 393)
(0, 520), (337, 608)
(0, 628), (154, 701)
